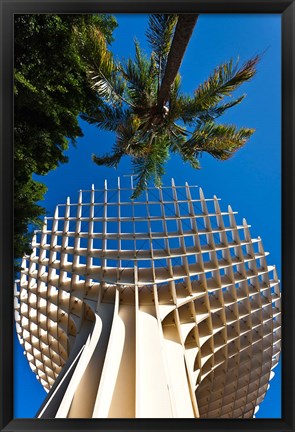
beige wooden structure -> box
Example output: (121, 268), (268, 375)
(14, 178), (281, 418)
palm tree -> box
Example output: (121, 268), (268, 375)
(82, 14), (259, 198)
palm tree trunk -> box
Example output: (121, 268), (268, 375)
(157, 14), (199, 110)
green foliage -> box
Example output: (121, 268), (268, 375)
(86, 14), (258, 198)
(183, 122), (255, 160)
(132, 137), (170, 192)
(14, 14), (117, 263)
(146, 14), (178, 83)
(14, 179), (47, 266)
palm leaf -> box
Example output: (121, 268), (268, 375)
(115, 115), (152, 157)
(167, 125), (200, 169)
(92, 148), (124, 168)
(172, 56), (259, 124)
(176, 94), (246, 124)
(121, 41), (158, 107)
(146, 14), (178, 83)
(90, 68), (127, 105)
(193, 56), (259, 111)
(91, 112), (143, 166)
(166, 123), (187, 151)
(197, 95), (246, 122)
(80, 24), (128, 106)
(131, 137), (170, 198)
(81, 105), (129, 131)
(182, 121), (255, 160)
(167, 73), (182, 119)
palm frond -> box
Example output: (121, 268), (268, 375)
(79, 24), (129, 107)
(197, 95), (246, 122)
(92, 114), (143, 167)
(178, 151), (200, 169)
(121, 41), (158, 107)
(171, 94), (200, 125)
(166, 124), (200, 169)
(146, 14), (178, 83)
(172, 57), (258, 124)
(92, 149), (124, 168)
(131, 137), (170, 198)
(81, 105), (130, 131)
(166, 123), (187, 151)
(194, 56), (259, 110)
(174, 93), (245, 124)
(167, 73), (182, 119)
(114, 114), (153, 157)
(182, 121), (255, 161)
(90, 68), (128, 106)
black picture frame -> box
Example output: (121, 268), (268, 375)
(0, 1), (294, 431)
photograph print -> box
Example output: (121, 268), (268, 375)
(13, 12), (281, 419)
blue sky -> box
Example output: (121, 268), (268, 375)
(14, 14), (281, 418)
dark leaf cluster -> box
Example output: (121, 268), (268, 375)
(14, 14), (117, 264)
